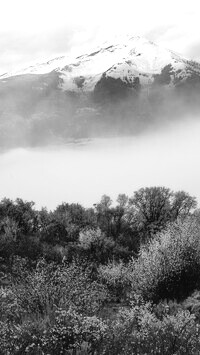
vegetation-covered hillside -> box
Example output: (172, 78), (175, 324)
(1, 187), (200, 354)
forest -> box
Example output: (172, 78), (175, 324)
(1, 186), (200, 354)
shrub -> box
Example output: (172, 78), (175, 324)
(0, 259), (109, 354)
(101, 298), (200, 355)
(131, 218), (200, 302)
(98, 261), (132, 302)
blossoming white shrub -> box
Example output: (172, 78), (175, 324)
(131, 218), (200, 301)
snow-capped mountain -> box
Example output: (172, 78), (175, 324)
(57, 36), (200, 92)
(2, 35), (200, 91)
(0, 35), (200, 148)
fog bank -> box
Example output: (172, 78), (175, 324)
(0, 117), (199, 210)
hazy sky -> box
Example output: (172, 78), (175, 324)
(1, 0), (200, 74)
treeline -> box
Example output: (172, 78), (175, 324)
(0, 187), (197, 266)
(1, 187), (200, 354)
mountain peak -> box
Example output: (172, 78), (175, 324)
(1, 34), (200, 95)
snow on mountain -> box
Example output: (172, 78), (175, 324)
(1, 35), (199, 93)
(58, 36), (187, 92)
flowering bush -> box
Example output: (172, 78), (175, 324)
(101, 298), (200, 355)
(131, 218), (200, 301)
(0, 258), (110, 354)
(98, 261), (132, 302)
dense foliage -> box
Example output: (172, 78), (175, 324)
(0, 187), (200, 354)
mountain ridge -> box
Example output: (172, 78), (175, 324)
(2, 35), (200, 90)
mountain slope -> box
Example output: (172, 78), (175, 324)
(3, 36), (200, 91)
(0, 35), (200, 148)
